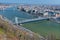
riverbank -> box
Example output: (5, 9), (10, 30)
(0, 4), (13, 10)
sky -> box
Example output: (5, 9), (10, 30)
(0, 0), (60, 5)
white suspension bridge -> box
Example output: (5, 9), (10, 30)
(14, 17), (48, 25)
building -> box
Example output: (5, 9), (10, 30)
(43, 12), (56, 18)
(55, 13), (60, 17)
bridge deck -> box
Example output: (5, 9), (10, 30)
(18, 17), (48, 24)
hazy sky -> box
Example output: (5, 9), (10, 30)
(0, 0), (60, 5)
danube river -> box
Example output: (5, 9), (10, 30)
(22, 20), (60, 39)
(0, 6), (35, 22)
(0, 7), (60, 39)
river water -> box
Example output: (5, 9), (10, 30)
(0, 6), (35, 22)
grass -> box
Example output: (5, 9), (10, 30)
(0, 28), (5, 34)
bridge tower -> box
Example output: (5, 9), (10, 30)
(15, 17), (18, 25)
